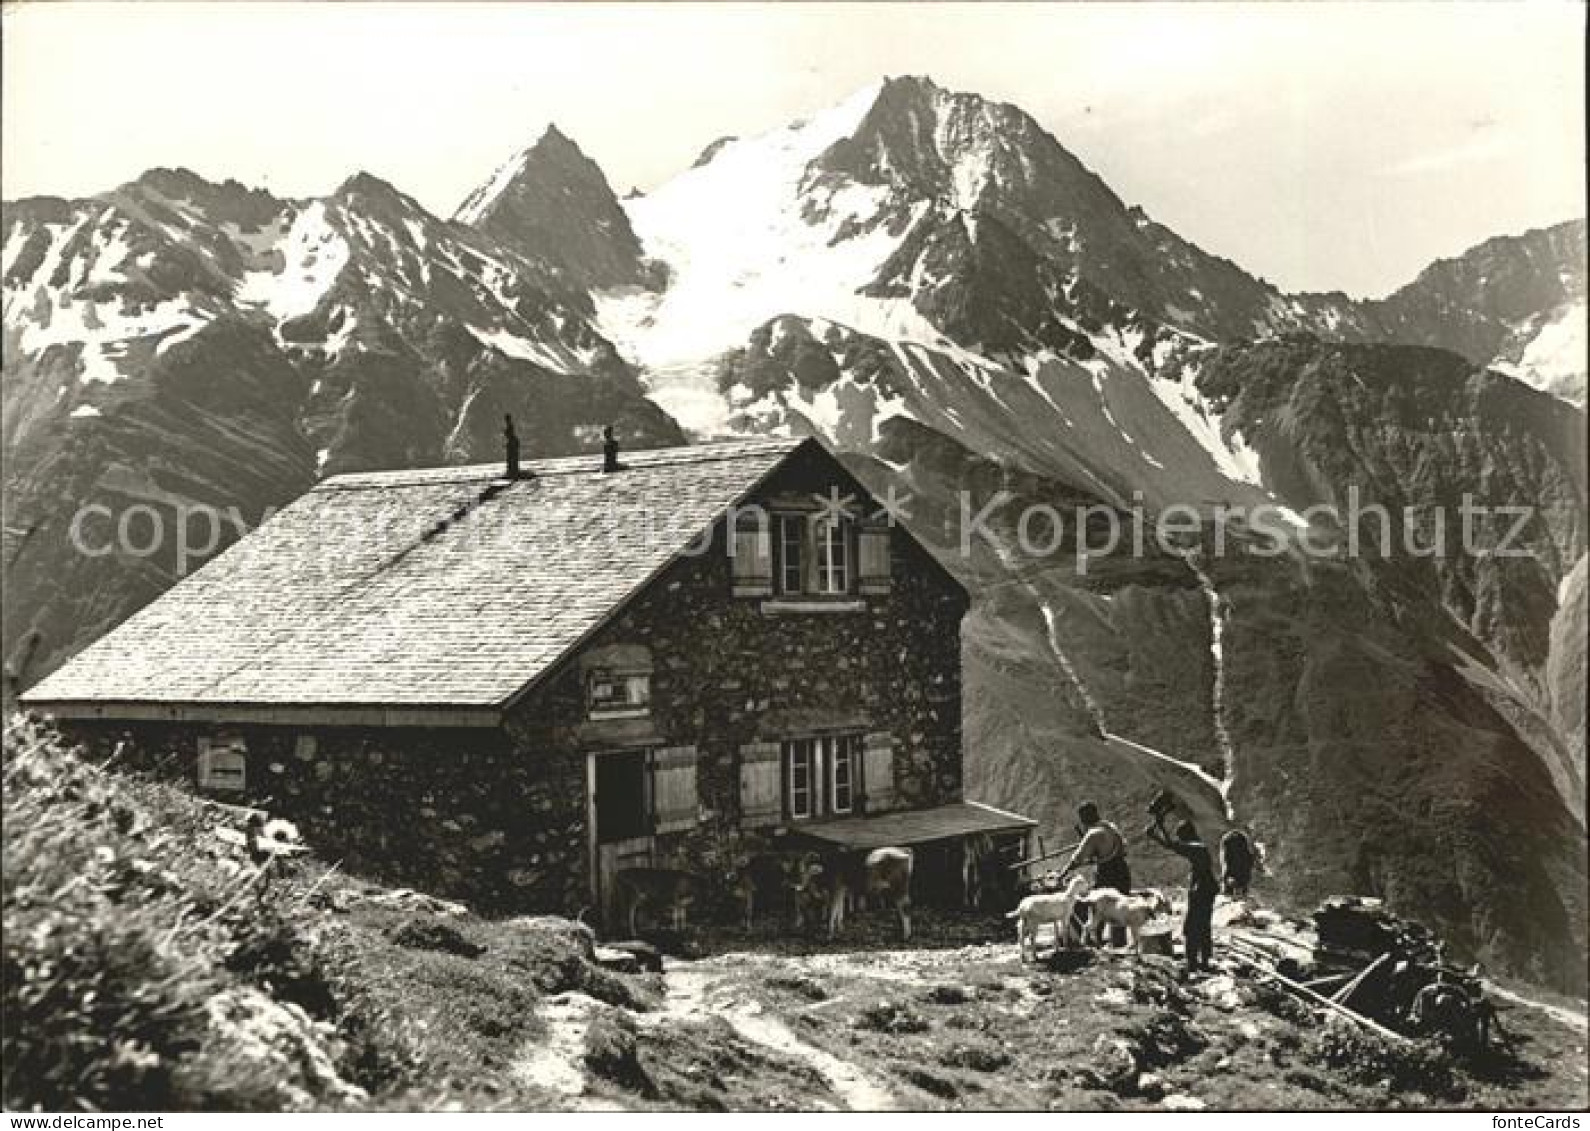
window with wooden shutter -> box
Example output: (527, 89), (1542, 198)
(730, 511), (773, 597)
(858, 522), (891, 594)
(198, 733), (247, 792)
(738, 742), (782, 827)
(862, 731), (896, 812)
(652, 745), (699, 834)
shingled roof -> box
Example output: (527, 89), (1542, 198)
(24, 438), (810, 722)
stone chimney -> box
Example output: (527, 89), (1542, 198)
(503, 414), (521, 480)
(602, 425), (621, 473)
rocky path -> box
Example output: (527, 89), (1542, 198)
(649, 957), (899, 1110)
(1486, 983), (1589, 1036)
(512, 992), (615, 1108)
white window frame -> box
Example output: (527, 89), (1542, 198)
(785, 734), (861, 819)
(588, 667), (651, 719)
(817, 519), (851, 595)
(787, 739), (817, 819)
(829, 735), (855, 815)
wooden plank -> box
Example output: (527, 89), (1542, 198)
(29, 699), (501, 728)
(799, 801), (1037, 850)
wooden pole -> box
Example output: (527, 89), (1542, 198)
(1227, 948), (1410, 1043)
(1007, 839), (1083, 871)
(1331, 952), (1391, 1007)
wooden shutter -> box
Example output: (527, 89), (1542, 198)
(858, 523), (892, 595)
(653, 745), (699, 834)
(738, 741), (783, 827)
(731, 514), (773, 597)
(198, 733), (247, 792)
(863, 731), (896, 812)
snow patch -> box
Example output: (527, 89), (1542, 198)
(234, 202), (349, 321)
(1492, 300), (1587, 404)
(1146, 364), (1265, 487)
(455, 152), (529, 226)
(594, 83), (938, 432)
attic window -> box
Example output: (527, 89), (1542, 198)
(588, 668), (651, 719)
(816, 518), (851, 594)
(732, 493), (890, 604)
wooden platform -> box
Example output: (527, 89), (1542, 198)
(796, 800), (1036, 850)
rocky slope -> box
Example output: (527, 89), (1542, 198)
(1366, 220), (1587, 405)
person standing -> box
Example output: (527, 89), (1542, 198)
(1059, 801), (1133, 945)
(1148, 814), (1218, 973)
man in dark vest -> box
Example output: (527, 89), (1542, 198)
(1059, 801), (1133, 945)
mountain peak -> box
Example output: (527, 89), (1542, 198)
(877, 73), (944, 98)
(455, 126), (646, 289)
(332, 170), (421, 217)
(122, 166), (283, 228)
(336, 169), (397, 196)
(530, 122), (580, 154)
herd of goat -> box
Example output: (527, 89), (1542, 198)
(609, 843), (1181, 958)
(612, 845), (919, 940)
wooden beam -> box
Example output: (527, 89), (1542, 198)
(28, 700), (501, 728)
(1008, 840), (1082, 871)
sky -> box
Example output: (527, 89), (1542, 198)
(2, 1), (1583, 297)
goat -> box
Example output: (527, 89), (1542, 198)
(723, 851), (803, 930)
(1082, 888), (1174, 953)
(1007, 873), (1091, 961)
(792, 846), (915, 940)
(611, 867), (698, 936)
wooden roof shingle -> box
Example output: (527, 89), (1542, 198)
(24, 438), (809, 716)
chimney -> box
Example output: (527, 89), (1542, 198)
(503, 414), (521, 480)
(602, 424), (621, 473)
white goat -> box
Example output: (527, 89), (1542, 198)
(1082, 888), (1174, 953)
(1007, 873), (1091, 961)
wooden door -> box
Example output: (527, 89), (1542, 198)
(590, 749), (654, 929)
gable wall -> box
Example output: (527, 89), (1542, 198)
(505, 447), (969, 895)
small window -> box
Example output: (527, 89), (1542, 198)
(787, 739), (816, 820)
(589, 668), (650, 719)
(199, 733), (247, 792)
(830, 735), (856, 815)
(817, 519), (850, 594)
(777, 514), (805, 594)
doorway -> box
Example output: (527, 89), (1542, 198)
(591, 749), (654, 928)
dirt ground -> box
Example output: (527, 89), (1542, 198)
(536, 903), (1590, 1112)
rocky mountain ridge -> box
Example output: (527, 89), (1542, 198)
(2, 164), (681, 679)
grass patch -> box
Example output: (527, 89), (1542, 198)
(1, 719), (652, 1111)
